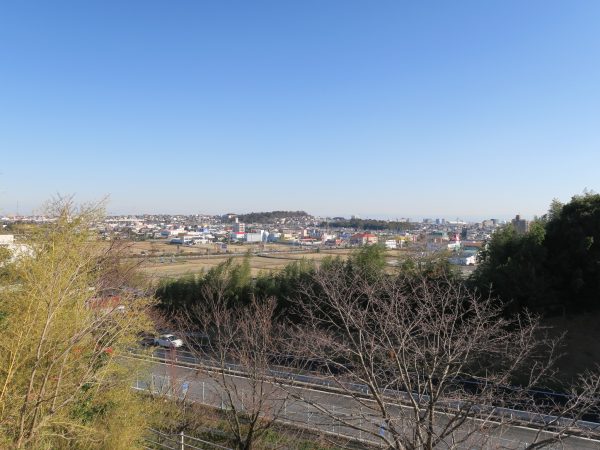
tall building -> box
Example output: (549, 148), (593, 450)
(511, 214), (529, 235)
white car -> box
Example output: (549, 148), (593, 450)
(154, 334), (184, 348)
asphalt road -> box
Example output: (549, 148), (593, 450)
(130, 357), (600, 450)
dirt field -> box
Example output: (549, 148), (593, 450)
(139, 252), (341, 280)
(121, 240), (293, 257)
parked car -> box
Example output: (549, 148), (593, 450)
(153, 334), (184, 348)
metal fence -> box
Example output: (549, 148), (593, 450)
(144, 428), (232, 450)
(134, 370), (563, 450)
(128, 347), (600, 433)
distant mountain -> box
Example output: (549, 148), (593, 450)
(238, 210), (311, 223)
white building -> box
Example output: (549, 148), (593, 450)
(246, 230), (268, 243)
(245, 232), (262, 243)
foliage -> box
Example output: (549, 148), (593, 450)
(0, 246), (11, 265)
(544, 193), (600, 310)
(156, 255), (254, 312)
(0, 247), (12, 283)
(397, 252), (461, 282)
(348, 243), (387, 278)
(254, 259), (316, 315)
(157, 244), (396, 317)
(156, 244), (459, 320)
(0, 199), (154, 449)
(471, 193), (600, 313)
(471, 220), (552, 312)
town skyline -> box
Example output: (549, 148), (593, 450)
(0, 201), (568, 223)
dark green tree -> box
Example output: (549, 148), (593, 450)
(472, 220), (551, 312)
(544, 193), (600, 310)
(471, 193), (600, 313)
(348, 244), (387, 280)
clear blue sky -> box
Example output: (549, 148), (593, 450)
(1, 1), (599, 220)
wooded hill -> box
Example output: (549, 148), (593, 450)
(237, 210), (311, 223)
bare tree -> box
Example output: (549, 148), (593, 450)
(287, 265), (600, 450)
(182, 289), (292, 450)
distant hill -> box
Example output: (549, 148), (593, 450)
(320, 218), (415, 232)
(238, 210), (311, 223)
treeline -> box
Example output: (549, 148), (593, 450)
(237, 210), (310, 223)
(470, 193), (600, 314)
(320, 218), (415, 232)
(163, 194), (600, 317)
(155, 245), (456, 316)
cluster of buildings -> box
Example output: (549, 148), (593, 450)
(1, 211), (532, 268)
(91, 213), (487, 265)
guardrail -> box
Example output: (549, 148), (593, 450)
(130, 347), (368, 393)
(135, 370), (566, 450)
(128, 347), (600, 435)
(135, 371), (390, 448)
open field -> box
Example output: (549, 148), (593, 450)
(140, 251), (343, 280)
(121, 239), (415, 258)
(140, 255), (304, 280)
(120, 239), (295, 257)
(138, 247), (412, 281)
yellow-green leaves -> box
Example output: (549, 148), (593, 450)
(0, 200), (153, 449)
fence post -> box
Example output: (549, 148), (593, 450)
(359, 409), (362, 440)
(202, 381), (205, 403)
(332, 406), (335, 433)
(180, 430), (185, 450)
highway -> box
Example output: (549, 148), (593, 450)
(128, 351), (600, 450)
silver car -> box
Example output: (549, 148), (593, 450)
(154, 334), (184, 348)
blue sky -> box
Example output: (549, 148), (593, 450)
(1, 1), (599, 220)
